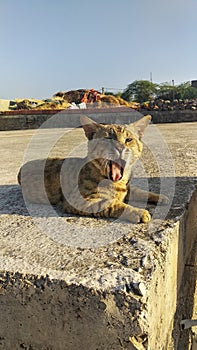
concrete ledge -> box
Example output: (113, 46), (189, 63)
(0, 122), (197, 349)
(0, 182), (196, 350)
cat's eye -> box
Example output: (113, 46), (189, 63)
(104, 132), (112, 139)
(125, 138), (133, 143)
(103, 131), (109, 138)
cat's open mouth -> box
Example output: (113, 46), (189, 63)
(109, 159), (126, 182)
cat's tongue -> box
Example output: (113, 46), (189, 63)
(111, 161), (122, 181)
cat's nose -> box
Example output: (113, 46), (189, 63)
(114, 143), (124, 158)
(116, 143), (124, 154)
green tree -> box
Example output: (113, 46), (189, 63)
(122, 80), (158, 103)
(156, 82), (174, 100)
(175, 82), (197, 100)
(157, 81), (197, 101)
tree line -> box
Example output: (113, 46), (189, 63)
(108, 80), (197, 103)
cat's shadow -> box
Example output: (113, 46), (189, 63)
(1, 177), (196, 220)
(0, 184), (64, 218)
(0, 184), (30, 217)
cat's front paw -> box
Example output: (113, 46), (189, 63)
(130, 208), (151, 223)
(139, 209), (151, 223)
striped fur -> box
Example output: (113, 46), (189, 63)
(18, 115), (168, 223)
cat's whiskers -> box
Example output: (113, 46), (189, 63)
(101, 159), (109, 177)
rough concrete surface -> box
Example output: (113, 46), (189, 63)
(0, 121), (197, 350)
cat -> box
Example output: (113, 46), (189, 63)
(18, 115), (169, 223)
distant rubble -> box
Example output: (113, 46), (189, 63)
(0, 88), (197, 113)
(0, 89), (138, 112)
(139, 98), (197, 111)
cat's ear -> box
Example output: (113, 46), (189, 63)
(133, 115), (151, 139)
(80, 115), (100, 140)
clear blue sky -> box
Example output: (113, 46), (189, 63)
(1, 0), (197, 99)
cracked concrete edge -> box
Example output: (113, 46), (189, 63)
(148, 187), (197, 350)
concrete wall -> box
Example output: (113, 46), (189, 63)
(1, 108), (197, 131)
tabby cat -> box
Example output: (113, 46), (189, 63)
(18, 115), (168, 223)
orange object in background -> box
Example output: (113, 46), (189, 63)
(81, 89), (101, 104)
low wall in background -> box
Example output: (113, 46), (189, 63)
(1, 108), (197, 131)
